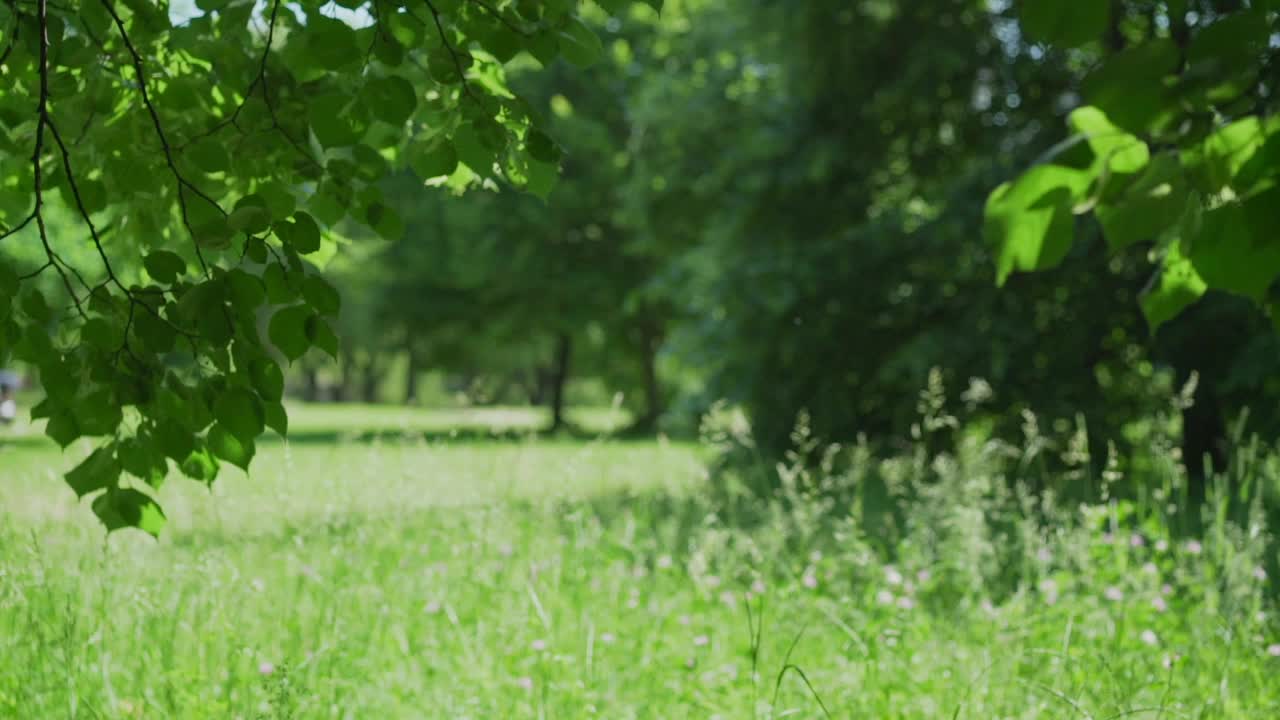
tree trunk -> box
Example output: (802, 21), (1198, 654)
(302, 366), (320, 403)
(636, 323), (663, 432)
(361, 358), (381, 404)
(548, 333), (572, 432)
(404, 347), (420, 405)
(1182, 382), (1226, 505)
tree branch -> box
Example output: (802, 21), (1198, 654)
(32, 0), (85, 319)
(100, 0), (218, 277)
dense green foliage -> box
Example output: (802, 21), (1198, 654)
(0, 0), (659, 532)
(990, 0), (1280, 332)
(4, 406), (1280, 716)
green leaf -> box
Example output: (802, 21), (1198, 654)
(92, 488), (166, 537)
(81, 317), (121, 350)
(307, 315), (340, 359)
(263, 400), (288, 437)
(118, 437), (167, 487)
(144, 250), (187, 284)
(364, 75), (418, 127)
(208, 422), (255, 471)
(1082, 40), (1180, 134)
(1187, 190), (1280, 302)
(212, 387), (265, 444)
(558, 17), (604, 67)
(226, 268), (267, 309)
(0, 262), (20, 298)
(65, 447), (119, 498)
(187, 138), (231, 173)
(269, 305), (313, 363)
(1020, 0), (1109, 48)
(1185, 117), (1269, 193)
(302, 275), (341, 315)
(180, 445), (220, 484)
(1095, 153), (1188, 251)
(275, 212), (322, 254)
(250, 358), (284, 402)
(45, 409), (80, 448)
(1067, 107), (1149, 177)
(985, 165), (1092, 286)
(309, 94), (361, 147)
(410, 140), (459, 179)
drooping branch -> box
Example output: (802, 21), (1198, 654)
(32, 0), (86, 319)
(100, 0), (220, 277)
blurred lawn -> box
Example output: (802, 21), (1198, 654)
(2, 404), (1279, 718)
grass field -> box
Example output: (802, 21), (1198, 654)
(3, 404), (1280, 718)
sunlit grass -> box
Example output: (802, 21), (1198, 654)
(2, 405), (1280, 718)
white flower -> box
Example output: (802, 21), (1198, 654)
(693, 635), (709, 647)
(258, 662), (275, 675)
(656, 555), (673, 569)
(1140, 630), (1158, 646)
(1151, 596), (1168, 613)
(531, 639), (547, 652)
(1186, 540), (1203, 555)
(884, 567), (903, 586)
(1104, 586), (1124, 602)
(802, 573), (818, 589)
(876, 590), (894, 605)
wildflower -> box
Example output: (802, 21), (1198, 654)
(802, 572), (818, 589)
(1130, 533), (1145, 548)
(705, 575), (721, 589)
(1142, 562), (1158, 576)
(258, 662), (275, 676)
(1036, 547), (1053, 563)
(657, 555), (673, 569)
(1151, 596), (1168, 613)
(1104, 586), (1124, 602)
(678, 615), (691, 626)
(1161, 583), (1174, 596)
(1186, 540), (1203, 555)
(1038, 578), (1059, 606)
(1155, 539), (1169, 552)
(498, 544), (514, 557)
(876, 590), (894, 605)
(531, 639), (547, 652)
(424, 600), (442, 614)
(1140, 630), (1158, 646)
(897, 596), (916, 610)
(750, 579), (766, 595)
(980, 599), (996, 615)
(516, 676), (534, 691)
(916, 569), (932, 583)
(600, 632), (616, 645)
(1162, 654), (1179, 669)
(251, 579), (266, 593)
(719, 591), (737, 607)
(693, 635), (709, 647)
(884, 566), (904, 586)
(1254, 566), (1268, 581)
(809, 550), (823, 563)
(1268, 644), (1280, 657)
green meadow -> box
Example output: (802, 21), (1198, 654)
(3, 405), (1280, 719)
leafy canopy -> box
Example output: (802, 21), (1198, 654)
(987, 0), (1280, 332)
(0, 0), (660, 535)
